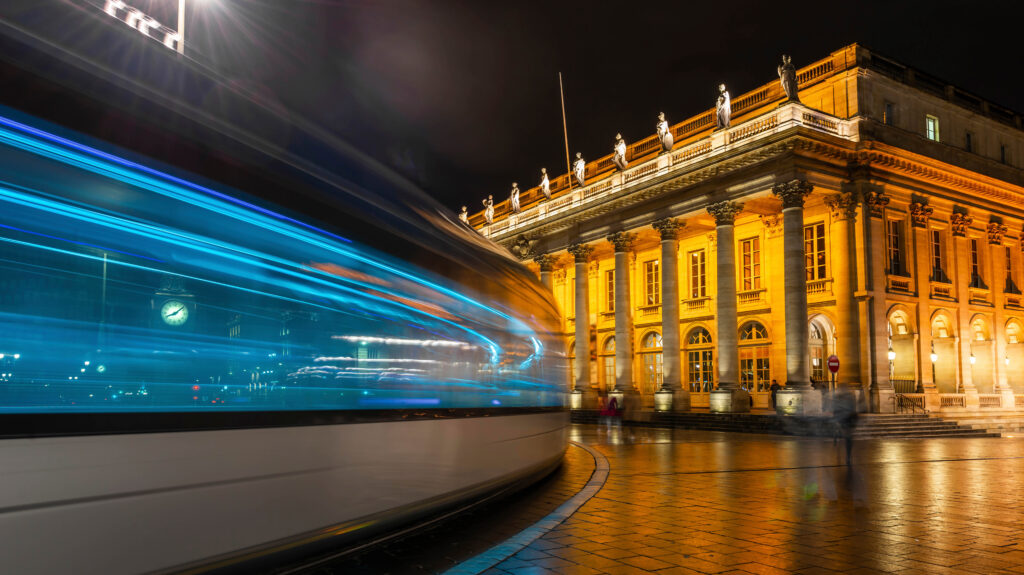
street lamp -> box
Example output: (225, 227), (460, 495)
(887, 343), (896, 389)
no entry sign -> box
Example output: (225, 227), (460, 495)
(827, 354), (840, 374)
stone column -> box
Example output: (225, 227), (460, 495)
(567, 243), (597, 409)
(534, 254), (556, 290)
(951, 212), (979, 409)
(772, 180), (820, 414)
(863, 188), (893, 412)
(909, 201), (940, 411)
(988, 222), (1015, 406)
(826, 192), (863, 397)
(607, 232), (637, 401)
(653, 218), (688, 411)
(707, 201), (749, 413)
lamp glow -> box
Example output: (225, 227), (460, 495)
(970, 353), (976, 365)
(887, 347), (896, 361)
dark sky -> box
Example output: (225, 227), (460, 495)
(24, 1), (1024, 211)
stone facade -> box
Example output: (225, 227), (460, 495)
(470, 44), (1024, 415)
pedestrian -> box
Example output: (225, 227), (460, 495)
(606, 396), (620, 431)
(770, 379), (781, 409)
(832, 387), (859, 465)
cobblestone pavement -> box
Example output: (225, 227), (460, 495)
(487, 425), (1024, 575)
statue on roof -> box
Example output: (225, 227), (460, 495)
(573, 152), (586, 187)
(483, 195), (494, 224)
(539, 168), (551, 200)
(612, 133), (628, 170)
(778, 54), (800, 102)
(510, 183), (520, 213)
(656, 112), (673, 152)
(459, 205), (469, 224)
(715, 84), (731, 129)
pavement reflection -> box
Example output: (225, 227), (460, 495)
(495, 424), (1024, 574)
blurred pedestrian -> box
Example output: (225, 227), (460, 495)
(832, 387), (859, 465)
(770, 379), (781, 409)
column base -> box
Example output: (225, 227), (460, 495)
(654, 389), (691, 412)
(871, 388), (895, 413)
(1001, 389), (1016, 410)
(775, 389), (822, 415)
(575, 387), (602, 410)
(709, 388), (750, 413)
(923, 386), (941, 412)
(963, 388), (980, 411)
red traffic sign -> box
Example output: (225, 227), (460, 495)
(827, 354), (840, 374)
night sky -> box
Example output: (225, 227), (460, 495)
(10, 1), (1024, 211)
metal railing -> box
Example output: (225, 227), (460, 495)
(893, 393), (928, 414)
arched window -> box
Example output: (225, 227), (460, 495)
(808, 318), (832, 384)
(933, 315), (951, 339)
(972, 317), (990, 341)
(640, 332), (663, 394)
(685, 327), (714, 393)
(1008, 320), (1023, 345)
(739, 322), (771, 392)
(601, 337), (615, 392)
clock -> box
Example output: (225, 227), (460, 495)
(160, 299), (190, 326)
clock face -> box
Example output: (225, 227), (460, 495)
(160, 300), (190, 326)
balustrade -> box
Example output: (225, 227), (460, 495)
(637, 304), (661, 318)
(930, 282), (953, 299)
(682, 297), (711, 312)
(806, 278), (832, 295)
(978, 394), (1003, 408)
(737, 289), (766, 304)
(887, 275), (911, 293)
(940, 394), (966, 408)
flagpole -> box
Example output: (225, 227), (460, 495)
(559, 72), (572, 192)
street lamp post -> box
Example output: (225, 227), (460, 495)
(930, 342), (938, 390)
(887, 343), (896, 387)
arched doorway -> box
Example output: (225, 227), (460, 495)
(887, 309), (916, 393)
(931, 312), (957, 393)
(808, 315), (835, 388)
(640, 332), (664, 394)
(1007, 319), (1024, 392)
(970, 315), (994, 393)
(739, 321), (771, 403)
(685, 326), (714, 397)
(600, 336), (615, 392)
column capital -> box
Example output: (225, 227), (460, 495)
(862, 189), (890, 218)
(988, 221), (1008, 245)
(760, 213), (783, 238)
(534, 253), (556, 272)
(607, 231), (637, 253)
(567, 243), (594, 262)
(950, 211), (973, 237)
(707, 200), (743, 226)
(652, 218), (685, 241)
(825, 192), (859, 222)
(909, 202), (933, 228)
(771, 179), (813, 209)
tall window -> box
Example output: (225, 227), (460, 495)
(644, 260), (660, 305)
(1001, 144), (1008, 164)
(883, 102), (894, 126)
(640, 332), (663, 394)
(965, 131), (973, 153)
(804, 223), (826, 280)
(741, 237), (761, 290)
(810, 322), (826, 383)
(931, 229), (946, 281)
(689, 250), (706, 298)
(886, 219), (904, 275)
(601, 337), (615, 391)
(925, 115), (940, 142)
(686, 327), (713, 393)
(1007, 246), (1019, 294)
(739, 322), (771, 392)
(970, 238), (984, 288)
(605, 270), (615, 312)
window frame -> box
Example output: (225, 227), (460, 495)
(740, 236), (761, 291)
(689, 249), (706, 299)
(925, 114), (940, 142)
(644, 259), (661, 305)
(604, 269), (615, 312)
(804, 222), (827, 281)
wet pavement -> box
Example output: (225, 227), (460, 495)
(288, 424), (1024, 574)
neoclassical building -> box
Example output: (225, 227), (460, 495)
(469, 44), (1024, 414)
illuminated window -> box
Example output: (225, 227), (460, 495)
(931, 230), (947, 281)
(741, 237), (761, 291)
(739, 322), (770, 392)
(809, 322), (826, 382)
(644, 260), (660, 305)
(970, 239), (986, 288)
(804, 223), (826, 280)
(686, 327), (713, 392)
(605, 270), (615, 312)
(886, 219), (905, 275)
(689, 250), (706, 298)
(601, 337), (616, 391)
(1007, 246), (1020, 294)
(641, 332), (663, 393)
(925, 115), (940, 142)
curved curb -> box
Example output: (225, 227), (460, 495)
(443, 441), (610, 575)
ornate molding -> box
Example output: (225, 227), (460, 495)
(988, 221), (1008, 245)
(862, 190), (890, 218)
(534, 253), (556, 272)
(825, 192), (858, 222)
(509, 235), (537, 260)
(607, 231), (637, 253)
(950, 212), (973, 238)
(567, 243), (594, 263)
(771, 179), (813, 209)
(760, 213), (783, 238)
(909, 202), (933, 228)
(652, 218), (685, 241)
(707, 200), (743, 226)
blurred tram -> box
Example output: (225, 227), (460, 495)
(0, 11), (566, 575)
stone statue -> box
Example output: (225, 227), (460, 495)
(482, 195), (494, 224)
(715, 84), (731, 129)
(656, 112), (673, 152)
(539, 168), (551, 200)
(612, 133), (628, 171)
(510, 182), (520, 213)
(573, 152), (586, 187)
(459, 205), (469, 224)
(778, 54), (799, 102)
